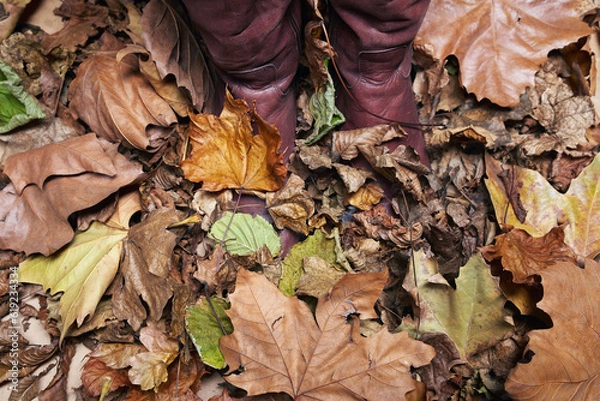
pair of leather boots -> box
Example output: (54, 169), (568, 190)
(182, 0), (431, 167)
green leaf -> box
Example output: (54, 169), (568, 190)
(19, 221), (127, 342)
(402, 250), (513, 361)
(305, 59), (345, 145)
(279, 229), (340, 297)
(185, 297), (233, 369)
(0, 59), (46, 133)
(209, 212), (281, 257)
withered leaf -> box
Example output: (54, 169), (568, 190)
(220, 269), (435, 399)
(354, 205), (423, 248)
(505, 259), (600, 399)
(141, 0), (213, 112)
(266, 174), (315, 235)
(0, 134), (142, 256)
(181, 91), (287, 192)
(481, 226), (577, 283)
(69, 53), (177, 151)
(112, 209), (183, 330)
(332, 124), (405, 161)
(81, 357), (130, 397)
(415, 0), (593, 107)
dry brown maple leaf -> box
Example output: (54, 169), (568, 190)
(0, 134), (142, 256)
(69, 53), (177, 151)
(415, 0), (593, 107)
(505, 259), (600, 399)
(220, 269), (435, 400)
(181, 90), (287, 192)
(481, 226), (577, 284)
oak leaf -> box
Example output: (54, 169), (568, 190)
(220, 268), (436, 400)
(505, 259), (600, 399)
(485, 152), (600, 258)
(68, 53), (177, 151)
(180, 91), (287, 192)
(0, 134), (142, 256)
(415, 0), (593, 107)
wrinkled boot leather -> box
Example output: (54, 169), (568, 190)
(183, 0), (301, 163)
(329, 0), (431, 166)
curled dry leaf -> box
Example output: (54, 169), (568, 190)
(332, 124), (405, 161)
(181, 91), (287, 192)
(505, 259), (600, 399)
(81, 357), (130, 397)
(354, 204), (423, 248)
(358, 144), (425, 201)
(332, 163), (374, 193)
(480, 226), (577, 284)
(0, 134), (142, 256)
(415, 0), (593, 107)
(221, 268), (436, 400)
(528, 65), (594, 150)
(266, 174), (315, 235)
(141, 0), (213, 112)
(69, 53), (177, 151)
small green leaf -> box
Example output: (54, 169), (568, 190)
(279, 229), (340, 297)
(209, 212), (281, 256)
(19, 222), (127, 342)
(0, 59), (46, 133)
(186, 297), (233, 369)
(305, 59), (345, 145)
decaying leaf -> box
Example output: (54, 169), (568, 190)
(332, 124), (405, 161)
(141, 0), (213, 112)
(128, 326), (179, 391)
(0, 134), (142, 256)
(402, 250), (514, 361)
(415, 0), (593, 107)
(354, 204), (423, 248)
(266, 174), (315, 235)
(345, 182), (384, 211)
(81, 357), (130, 397)
(68, 53), (177, 151)
(505, 259), (600, 399)
(481, 226), (577, 283)
(112, 209), (182, 330)
(19, 221), (127, 342)
(221, 269), (436, 399)
(181, 91), (287, 192)
(296, 256), (345, 298)
(485, 152), (600, 258)
(279, 229), (341, 297)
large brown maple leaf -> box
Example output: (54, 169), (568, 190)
(180, 91), (287, 192)
(220, 269), (436, 400)
(415, 0), (593, 107)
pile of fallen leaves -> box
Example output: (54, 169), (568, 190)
(1, 0), (599, 400)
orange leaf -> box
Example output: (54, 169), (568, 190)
(415, 0), (593, 107)
(505, 260), (600, 399)
(181, 91), (287, 192)
(481, 226), (577, 284)
(220, 269), (435, 400)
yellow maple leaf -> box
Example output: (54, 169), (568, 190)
(181, 90), (287, 192)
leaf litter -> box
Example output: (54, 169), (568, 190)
(0, 0), (599, 400)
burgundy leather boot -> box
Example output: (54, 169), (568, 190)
(182, 0), (301, 163)
(329, 0), (431, 166)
